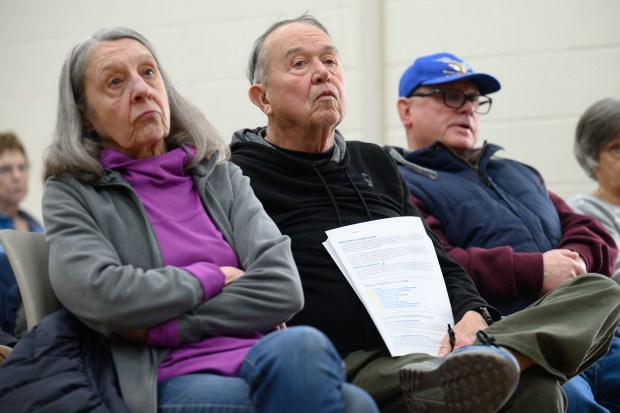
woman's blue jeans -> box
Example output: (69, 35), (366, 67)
(158, 326), (378, 413)
(564, 326), (620, 413)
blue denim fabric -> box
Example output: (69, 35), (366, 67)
(564, 326), (620, 413)
(158, 326), (378, 413)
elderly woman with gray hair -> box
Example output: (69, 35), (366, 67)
(23, 26), (377, 413)
(570, 97), (620, 284)
(566, 97), (620, 413)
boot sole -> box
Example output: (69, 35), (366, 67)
(400, 351), (519, 413)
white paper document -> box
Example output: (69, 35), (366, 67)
(323, 216), (454, 357)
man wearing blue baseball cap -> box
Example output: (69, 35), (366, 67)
(388, 52), (620, 412)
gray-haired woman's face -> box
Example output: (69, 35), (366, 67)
(81, 38), (170, 159)
(594, 131), (620, 195)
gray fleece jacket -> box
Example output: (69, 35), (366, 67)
(42, 154), (303, 413)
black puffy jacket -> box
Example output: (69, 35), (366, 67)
(0, 308), (129, 413)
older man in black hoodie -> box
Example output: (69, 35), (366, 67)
(230, 13), (620, 413)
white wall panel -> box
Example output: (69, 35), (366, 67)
(1, 0), (618, 220)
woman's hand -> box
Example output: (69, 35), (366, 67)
(220, 266), (245, 285)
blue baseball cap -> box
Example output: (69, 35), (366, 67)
(398, 52), (501, 97)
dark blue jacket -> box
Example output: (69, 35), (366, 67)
(392, 142), (563, 313)
(0, 308), (129, 413)
(396, 142), (562, 252)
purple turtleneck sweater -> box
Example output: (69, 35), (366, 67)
(101, 147), (261, 382)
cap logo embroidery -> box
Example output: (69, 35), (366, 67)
(436, 57), (472, 75)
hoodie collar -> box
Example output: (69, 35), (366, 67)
(231, 126), (348, 163)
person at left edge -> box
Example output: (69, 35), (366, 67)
(0, 132), (44, 347)
(36, 26), (378, 413)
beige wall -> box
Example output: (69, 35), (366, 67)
(1, 0), (619, 221)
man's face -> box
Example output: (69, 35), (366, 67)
(400, 79), (481, 153)
(0, 149), (29, 209)
(259, 22), (347, 132)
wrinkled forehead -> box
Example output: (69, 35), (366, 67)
(0, 149), (27, 164)
(85, 38), (154, 75)
(265, 22), (337, 59)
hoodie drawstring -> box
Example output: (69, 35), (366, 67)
(311, 165), (374, 227)
(312, 165), (344, 227)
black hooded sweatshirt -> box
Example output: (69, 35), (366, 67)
(230, 127), (495, 356)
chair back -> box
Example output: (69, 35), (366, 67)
(0, 229), (59, 330)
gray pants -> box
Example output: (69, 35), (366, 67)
(344, 274), (620, 413)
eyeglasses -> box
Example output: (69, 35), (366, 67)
(409, 88), (493, 114)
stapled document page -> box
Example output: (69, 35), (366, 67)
(323, 216), (455, 357)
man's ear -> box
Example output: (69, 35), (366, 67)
(397, 97), (413, 128)
(249, 83), (272, 116)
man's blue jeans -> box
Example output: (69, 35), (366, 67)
(564, 326), (620, 413)
(158, 326), (378, 413)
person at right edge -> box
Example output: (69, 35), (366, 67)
(568, 96), (620, 412)
(230, 14), (620, 413)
